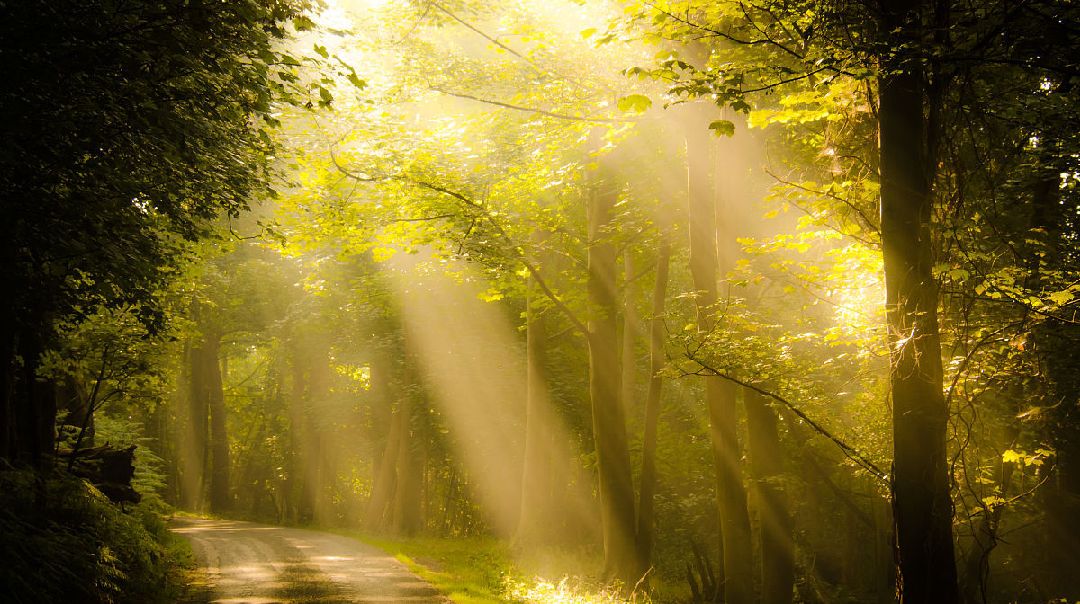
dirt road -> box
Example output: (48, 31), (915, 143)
(170, 517), (448, 603)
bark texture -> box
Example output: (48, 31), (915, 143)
(878, 1), (959, 599)
(686, 110), (755, 604)
(745, 390), (793, 604)
(635, 221), (671, 575)
(588, 155), (637, 582)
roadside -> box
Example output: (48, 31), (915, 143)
(170, 517), (447, 603)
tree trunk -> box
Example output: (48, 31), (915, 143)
(287, 344), (307, 523)
(208, 334), (232, 514)
(621, 252), (638, 420)
(878, 1), (959, 600)
(366, 403), (401, 530)
(307, 342), (332, 524)
(184, 337), (210, 510)
(517, 272), (554, 544)
(588, 153), (637, 582)
(686, 110), (755, 604)
(635, 220), (672, 576)
(391, 395), (422, 535)
(12, 326), (53, 467)
(745, 390), (794, 604)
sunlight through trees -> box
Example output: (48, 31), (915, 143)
(2, 0), (1080, 602)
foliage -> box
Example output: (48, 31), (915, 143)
(0, 470), (187, 604)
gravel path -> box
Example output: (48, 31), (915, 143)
(170, 517), (448, 604)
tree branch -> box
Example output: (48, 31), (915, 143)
(685, 350), (890, 484)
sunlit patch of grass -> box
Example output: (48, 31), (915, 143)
(338, 532), (511, 603)
(504, 576), (652, 604)
(341, 531), (665, 604)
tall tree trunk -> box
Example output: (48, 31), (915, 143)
(177, 340), (203, 510)
(588, 153), (637, 582)
(185, 336), (210, 510)
(307, 342), (332, 524)
(365, 354), (398, 530)
(200, 328), (230, 513)
(517, 272), (553, 544)
(12, 326), (53, 467)
(686, 111), (755, 603)
(878, 1), (959, 600)
(391, 395), (422, 535)
(745, 390), (794, 604)
(635, 220), (672, 576)
(287, 344), (307, 523)
(621, 252), (638, 418)
(366, 403), (401, 530)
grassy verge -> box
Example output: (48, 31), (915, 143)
(163, 529), (213, 603)
(335, 530), (678, 603)
(338, 531), (513, 603)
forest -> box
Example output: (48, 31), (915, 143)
(1, 0), (1078, 602)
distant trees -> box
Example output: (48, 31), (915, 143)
(0, 0), (311, 465)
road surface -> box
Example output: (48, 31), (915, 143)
(170, 517), (448, 603)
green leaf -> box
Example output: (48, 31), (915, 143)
(709, 120), (736, 137)
(313, 44), (329, 58)
(347, 73), (367, 90)
(293, 15), (316, 31)
(616, 94), (652, 113)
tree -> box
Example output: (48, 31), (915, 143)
(877, 1), (959, 598)
(588, 143), (638, 582)
(0, 0), (313, 465)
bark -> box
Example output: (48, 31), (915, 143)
(879, 1), (959, 599)
(307, 342), (333, 524)
(517, 273), (554, 544)
(287, 345), (307, 523)
(183, 337), (210, 510)
(745, 390), (794, 604)
(686, 110), (754, 604)
(12, 327), (53, 467)
(366, 402), (401, 530)
(621, 252), (637, 418)
(391, 395), (422, 535)
(588, 153), (637, 582)
(364, 351), (414, 533)
(635, 222), (672, 575)
(208, 337), (232, 512)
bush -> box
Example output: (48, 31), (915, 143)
(0, 468), (183, 604)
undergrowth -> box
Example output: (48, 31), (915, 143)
(0, 468), (190, 604)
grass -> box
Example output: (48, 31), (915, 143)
(338, 531), (512, 603)
(334, 530), (671, 604)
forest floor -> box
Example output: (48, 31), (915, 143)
(169, 517), (449, 603)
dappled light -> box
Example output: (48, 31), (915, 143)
(3, 0), (1080, 603)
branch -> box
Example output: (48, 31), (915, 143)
(431, 88), (635, 124)
(68, 343), (111, 471)
(409, 179), (590, 337)
(686, 351), (890, 484)
(429, 1), (535, 66)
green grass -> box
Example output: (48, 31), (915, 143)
(333, 531), (678, 603)
(338, 531), (513, 603)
